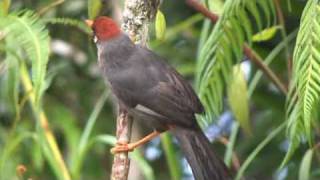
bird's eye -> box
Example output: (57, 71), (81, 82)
(93, 35), (98, 43)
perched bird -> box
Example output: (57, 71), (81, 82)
(86, 16), (231, 180)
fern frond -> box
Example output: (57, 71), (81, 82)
(196, 0), (275, 124)
(0, 11), (50, 107)
(4, 47), (20, 116)
(43, 17), (92, 35)
(285, 0), (320, 160)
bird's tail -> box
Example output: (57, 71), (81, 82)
(170, 125), (231, 180)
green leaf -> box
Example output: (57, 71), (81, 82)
(88, 0), (102, 19)
(46, 99), (81, 177)
(252, 26), (281, 42)
(155, 10), (166, 40)
(280, 139), (299, 169)
(227, 65), (251, 135)
(19, 61), (71, 180)
(287, 0), (292, 12)
(3, 47), (20, 116)
(79, 90), (109, 151)
(37, 127), (66, 180)
(286, 0), (320, 160)
(72, 90), (109, 177)
(0, 11), (50, 107)
(95, 134), (117, 145)
(299, 149), (313, 180)
(247, 1), (262, 31)
(208, 0), (225, 15)
(197, 0), (276, 124)
(31, 138), (44, 171)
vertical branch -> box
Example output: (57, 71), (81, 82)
(121, 0), (159, 45)
(111, 1), (159, 180)
(111, 110), (132, 180)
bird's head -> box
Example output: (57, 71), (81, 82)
(85, 16), (121, 43)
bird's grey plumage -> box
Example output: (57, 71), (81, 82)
(97, 34), (203, 128)
(96, 33), (231, 180)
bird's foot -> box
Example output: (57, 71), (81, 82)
(110, 141), (134, 154)
(110, 131), (162, 154)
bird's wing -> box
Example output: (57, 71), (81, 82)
(112, 47), (204, 127)
(163, 65), (204, 114)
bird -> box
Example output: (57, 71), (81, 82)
(85, 16), (231, 180)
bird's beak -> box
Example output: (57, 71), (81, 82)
(85, 19), (94, 28)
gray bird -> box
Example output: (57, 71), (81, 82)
(86, 16), (231, 180)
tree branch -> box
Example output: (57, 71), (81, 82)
(111, 109), (132, 180)
(186, 0), (218, 23)
(121, 0), (160, 45)
(111, 1), (159, 180)
(186, 0), (288, 95)
(243, 44), (288, 94)
(273, 0), (292, 85)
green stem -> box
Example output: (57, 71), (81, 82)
(224, 122), (239, 167)
(161, 133), (182, 180)
(79, 90), (109, 151)
(20, 62), (71, 180)
(72, 90), (109, 177)
(235, 123), (285, 180)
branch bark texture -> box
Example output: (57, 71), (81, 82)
(111, 109), (132, 180)
(122, 0), (159, 45)
(111, 1), (159, 180)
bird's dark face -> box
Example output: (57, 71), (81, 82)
(85, 16), (121, 43)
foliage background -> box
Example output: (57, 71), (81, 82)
(0, 0), (319, 180)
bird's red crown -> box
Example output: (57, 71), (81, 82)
(91, 16), (121, 41)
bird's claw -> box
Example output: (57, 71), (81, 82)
(110, 141), (134, 154)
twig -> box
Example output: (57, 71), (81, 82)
(273, 0), (292, 85)
(243, 44), (288, 94)
(111, 1), (159, 180)
(186, 0), (288, 95)
(186, 0), (218, 23)
(273, 0), (286, 32)
(219, 137), (241, 171)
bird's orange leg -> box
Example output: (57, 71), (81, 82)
(110, 131), (162, 154)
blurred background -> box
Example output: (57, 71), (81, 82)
(0, 0), (318, 180)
